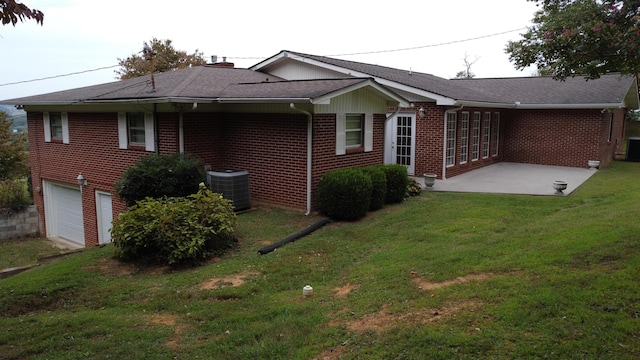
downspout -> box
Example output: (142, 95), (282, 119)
(442, 104), (464, 180)
(384, 108), (401, 165)
(290, 103), (313, 215)
(154, 103), (160, 156)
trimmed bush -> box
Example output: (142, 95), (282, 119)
(111, 184), (237, 266)
(382, 164), (409, 204)
(0, 178), (31, 212)
(360, 166), (387, 211)
(115, 153), (205, 207)
(317, 168), (372, 221)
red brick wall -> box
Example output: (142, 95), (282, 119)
(501, 109), (616, 168)
(311, 113), (386, 209)
(28, 112), (177, 246)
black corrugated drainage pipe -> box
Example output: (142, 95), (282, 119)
(258, 218), (331, 255)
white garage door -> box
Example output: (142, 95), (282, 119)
(44, 181), (84, 246)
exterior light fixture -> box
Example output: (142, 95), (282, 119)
(418, 107), (425, 118)
(77, 173), (87, 186)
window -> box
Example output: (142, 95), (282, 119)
(127, 113), (146, 146)
(43, 112), (69, 144)
(118, 112), (155, 151)
(482, 112), (491, 158)
(50, 113), (63, 140)
(491, 112), (500, 156)
(345, 114), (363, 148)
(460, 112), (469, 164)
(446, 112), (457, 166)
(335, 113), (373, 155)
(472, 112), (480, 161)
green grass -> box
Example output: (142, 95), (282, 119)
(0, 237), (66, 269)
(2, 161), (640, 359)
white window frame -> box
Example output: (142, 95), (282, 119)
(460, 112), (469, 164)
(336, 113), (373, 155)
(446, 112), (457, 166)
(472, 112), (480, 161)
(491, 112), (500, 156)
(118, 112), (155, 151)
(43, 112), (69, 144)
(482, 112), (491, 159)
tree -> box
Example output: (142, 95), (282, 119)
(0, 111), (28, 180)
(506, 0), (640, 80)
(454, 53), (479, 79)
(115, 38), (207, 80)
(1, 0), (43, 26)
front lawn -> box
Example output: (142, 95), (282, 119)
(1, 161), (639, 359)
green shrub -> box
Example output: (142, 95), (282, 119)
(317, 168), (372, 221)
(0, 178), (31, 212)
(382, 164), (409, 204)
(111, 184), (237, 266)
(360, 166), (387, 211)
(115, 153), (205, 207)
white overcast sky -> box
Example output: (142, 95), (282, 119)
(0, 0), (540, 100)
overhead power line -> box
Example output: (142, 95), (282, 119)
(0, 27), (528, 88)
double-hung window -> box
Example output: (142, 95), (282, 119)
(446, 112), (457, 166)
(345, 114), (363, 148)
(472, 112), (480, 161)
(460, 112), (469, 164)
(127, 113), (146, 146)
(482, 112), (491, 158)
(43, 112), (69, 144)
(491, 112), (500, 156)
(118, 112), (155, 151)
(336, 113), (373, 155)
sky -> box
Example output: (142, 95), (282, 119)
(0, 0), (541, 101)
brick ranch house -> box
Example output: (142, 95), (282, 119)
(1, 63), (408, 247)
(253, 51), (639, 179)
(1, 51), (638, 247)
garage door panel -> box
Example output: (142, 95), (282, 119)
(45, 182), (85, 246)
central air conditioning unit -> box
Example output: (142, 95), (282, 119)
(627, 137), (640, 162)
(206, 169), (251, 211)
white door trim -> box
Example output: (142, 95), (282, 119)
(42, 180), (84, 246)
(384, 113), (416, 175)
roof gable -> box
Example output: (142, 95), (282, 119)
(253, 50), (639, 109)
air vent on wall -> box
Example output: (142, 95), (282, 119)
(206, 169), (251, 211)
(627, 137), (640, 162)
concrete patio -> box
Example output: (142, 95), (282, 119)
(414, 162), (599, 196)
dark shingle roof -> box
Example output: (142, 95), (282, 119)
(275, 51), (638, 108)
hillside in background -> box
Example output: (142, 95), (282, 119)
(0, 105), (27, 133)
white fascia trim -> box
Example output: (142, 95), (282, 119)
(265, 54), (456, 106)
(311, 79), (410, 107)
(217, 98), (312, 104)
(249, 51), (290, 70)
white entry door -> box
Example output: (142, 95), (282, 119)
(385, 114), (416, 175)
(96, 191), (113, 244)
(43, 181), (85, 246)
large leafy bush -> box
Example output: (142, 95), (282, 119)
(317, 168), (372, 221)
(111, 184), (237, 266)
(115, 153), (205, 207)
(0, 178), (31, 212)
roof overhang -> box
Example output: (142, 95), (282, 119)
(253, 51), (451, 106)
(456, 100), (630, 110)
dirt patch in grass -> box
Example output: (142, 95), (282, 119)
(312, 344), (346, 360)
(333, 283), (359, 298)
(411, 272), (493, 291)
(339, 300), (483, 333)
(144, 314), (189, 350)
(83, 257), (170, 276)
(200, 271), (260, 290)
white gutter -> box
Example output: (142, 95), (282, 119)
(290, 103), (313, 216)
(443, 105), (464, 180)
